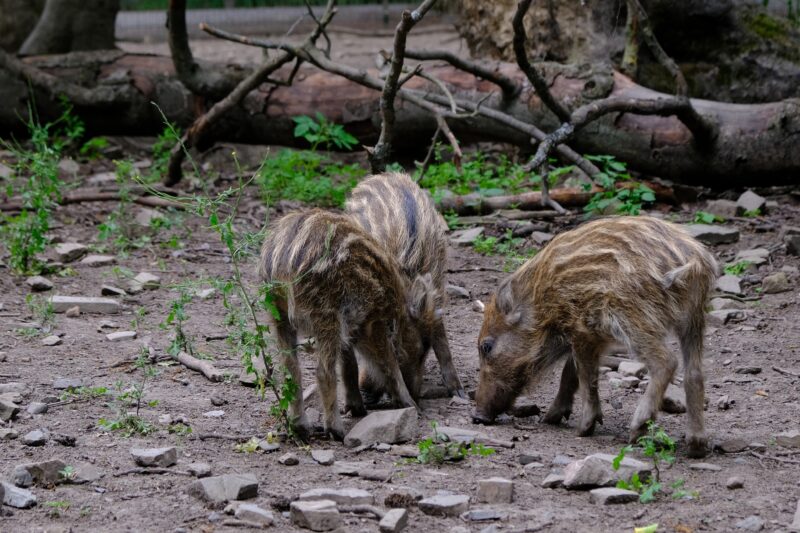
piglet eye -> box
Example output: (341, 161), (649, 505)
(480, 338), (495, 358)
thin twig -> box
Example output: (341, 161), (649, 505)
(114, 468), (193, 477)
(339, 505), (386, 519)
(415, 121), (442, 181)
(749, 451), (800, 465)
(772, 366), (800, 378)
(435, 114), (462, 170)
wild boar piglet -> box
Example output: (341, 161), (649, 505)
(346, 172), (466, 400)
(473, 216), (717, 458)
(258, 209), (424, 441)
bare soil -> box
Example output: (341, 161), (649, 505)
(0, 140), (799, 533)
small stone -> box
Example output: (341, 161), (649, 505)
(541, 473), (565, 488)
(65, 306), (80, 317)
(735, 248), (770, 265)
(58, 158), (80, 174)
(477, 477), (513, 503)
(384, 488), (423, 508)
(461, 509), (508, 522)
(762, 272), (791, 294)
(210, 395), (227, 407)
(26, 402), (48, 415)
(715, 438), (748, 453)
(26, 276), (53, 292)
(298, 487), (373, 505)
(13, 459), (66, 487)
(360, 468), (393, 482)
(55, 242), (87, 262)
(689, 462), (722, 471)
(0, 162), (13, 179)
(589, 487), (639, 505)
(188, 463), (212, 478)
(131, 446), (177, 467)
(563, 453), (651, 490)
(518, 451), (542, 465)
(450, 227), (484, 245)
(22, 429), (49, 446)
(0, 481), (37, 508)
(418, 494), (470, 517)
(661, 384), (686, 414)
(726, 476), (744, 489)
(311, 449), (335, 466)
(80, 254), (116, 267)
(734, 366), (761, 375)
(735, 515), (764, 531)
(235, 503), (274, 526)
(134, 207), (164, 226)
(343, 407), (417, 448)
(258, 441), (280, 453)
(53, 433), (76, 447)
(0, 399), (20, 422)
(618, 361), (647, 378)
(196, 288), (216, 300)
(379, 508), (408, 532)
(203, 410), (225, 418)
(52, 377), (83, 390)
(290, 499), (342, 531)
(774, 430), (800, 448)
(186, 473), (259, 504)
(529, 231), (554, 245)
(748, 442), (766, 452)
(446, 284), (470, 299)
(278, 453), (299, 466)
(101, 285), (127, 296)
(716, 274), (742, 294)
(131, 272), (161, 291)
(736, 190), (766, 215)
(333, 461), (362, 476)
(786, 234), (800, 256)
(710, 297), (745, 311)
(106, 331), (137, 342)
(685, 224), (739, 245)
(0, 428), (19, 440)
(50, 295), (120, 314)
(704, 199), (738, 219)
(375, 443), (392, 452)
(72, 463), (103, 484)
(41, 335), (62, 346)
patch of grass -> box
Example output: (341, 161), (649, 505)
(472, 229), (537, 272)
(411, 421), (495, 464)
(79, 137), (110, 159)
(59, 465), (77, 482)
(98, 350), (159, 437)
(234, 437), (262, 454)
(59, 386), (109, 402)
(693, 211), (723, 224)
(583, 155), (655, 216)
(743, 208), (761, 218)
(26, 294), (54, 331)
(724, 260), (752, 276)
(44, 500), (71, 518)
(293, 112), (358, 151)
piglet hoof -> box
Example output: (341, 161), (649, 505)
(360, 389), (382, 407)
(471, 411), (494, 425)
(541, 407), (571, 425)
(343, 402), (367, 418)
(326, 425), (345, 442)
(451, 388), (468, 400)
(293, 422), (312, 444)
(576, 418), (600, 437)
(686, 436), (709, 458)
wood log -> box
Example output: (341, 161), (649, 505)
(176, 350), (224, 382)
(1, 51), (799, 187)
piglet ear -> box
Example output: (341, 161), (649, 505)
(408, 274), (434, 320)
(495, 280), (515, 315)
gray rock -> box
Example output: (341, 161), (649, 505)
(418, 494), (470, 517)
(762, 272), (791, 294)
(278, 453), (299, 466)
(708, 309), (744, 326)
(22, 429), (49, 446)
(445, 284), (470, 299)
(58, 158), (80, 175)
(710, 297), (745, 311)
(333, 461), (363, 476)
(131, 446), (178, 467)
(188, 463), (212, 478)
(379, 508), (408, 532)
(134, 207), (164, 227)
(298, 487), (373, 505)
(685, 224), (739, 245)
(55, 242), (87, 262)
(52, 377), (83, 390)
(41, 335), (62, 346)
(704, 199), (738, 219)
(311, 449), (335, 466)
(563, 453), (651, 490)
(735, 248), (770, 265)
(186, 473), (259, 504)
(343, 407), (417, 448)
(50, 295), (120, 314)
(618, 361), (647, 378)
(258, 441), (280, 453)
(716, 274), (742, 295)
(735, 515), (764, 531)
(589, 487), (639, 505)
(518, 451), (542, 465)
(735, 366), (761, 375)
(80, 254), (116, 267)
(27, 401), (48, 415)
(450, 226), (484, 245)
(792, 499), (800, 531)
(736, 190), (766, 215)
(774, 430), (800, 448)
(661, 384), (686, 414)
(290, 499), (342, 531)
(131, 272), (161, 291)
(0, 162), (13, 179)
(716, 438), (749, 453)
(361, 468), (393, 482)
(101, 285), (127, 296)
(0, 398), (20, 421)
(716, 395), (732, 410)
(0, 428), (19, 440)
(72, 463), (103, 484)
(26, 276), (53, 292)
(106, 331), (137, 342)
(786, 235), (800, 256)
(530, 231), (554, 245)
(477, 477), (513, 503)
(726, 476), (744, 489)
(235, 503), (274, 526)
(0, 481), (37, 508)
(541, 473), (565, 488)
(689, 462), (722, 471)
(461, 509), (508, 522)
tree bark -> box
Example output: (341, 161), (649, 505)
(0, 0), (44, 52)
(1, 52), (799, 187)
(19, 0), (120, 56)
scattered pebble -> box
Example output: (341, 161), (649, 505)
(41, 335), (62, 346)
(186, 473), (259, 504)
(235, 503), (274, 526)
(25, 276), (53, 292)
(726, 476), (744, 489)
(418, 494), (470, 517)
(26, 402), (48, 415)
(689, 462), (722, 472)
(22, 429), (49, 447)
(477, 477), (514, 503)
(298, 487), (373, 505)
(589, 487), (639, 505)
(278, 453), (299, 466)
(735, 515), (764, 531)
(290, 499), (341, 531)
(188, 463), (212, 478)
(106, 331), (137, 342)
(131, 446), (177, 467)
(379, 507), (408, 532)
(80, 254), (116, 267)
(311, 449), (335, 466)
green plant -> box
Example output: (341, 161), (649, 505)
(443, 210), (461, 230)
(472, 230), (536, 271)
(168, 423), (192, 436)
(292, 112), (358, 150)
(98, 350), (158, 437)
(44, 500), (71, 518)
(693, 211), (723, 224)
(59, 386), (109, 402)
(79, 136), (110, 159)
(59, 465), (76, 482)
(413, 421), (495, 464)
(613, 422), (688, 503)
(160, 286), (195, 357)
(151, 125), (181, 180)
(583, 155), (655, 216)
(234, 437), (262, 454)
(724, 260), (753, 276)
(25, 294), (54, 331)
(743, 208), (761, 217)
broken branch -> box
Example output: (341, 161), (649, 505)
(175, 351), (225, 382)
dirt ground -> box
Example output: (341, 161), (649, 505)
(0, 138), (799, 533)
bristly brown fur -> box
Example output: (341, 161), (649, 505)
(346, 172), (466, 399)
(258, 208), (419, 442)
(475, 216), (718, 458)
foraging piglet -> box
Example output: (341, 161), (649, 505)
(345, 172), (466, 400)
(258, 209), (423, 441)
(473, 216), (717, 457)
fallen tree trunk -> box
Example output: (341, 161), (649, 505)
(2, 52), (799, 187)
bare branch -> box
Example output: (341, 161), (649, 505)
(436, 114), (462, 170)
(626, 0), (686, 97)
(369, 0), (438, 173)
(405, 48), (520, 101)
(512, 0), (571, 122)
(620, 0), (640, 78)
(415, 122), (442, 181)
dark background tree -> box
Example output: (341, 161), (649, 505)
(18, 0), (120, 56)
(0, 0), (45, 52)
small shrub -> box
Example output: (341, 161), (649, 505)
(293, 112), (358, 150)
(693, 211), (723, 224)
(412, 421), (495, 464)
(724, 260), (752, 276)
(583, 155), (655, 216)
